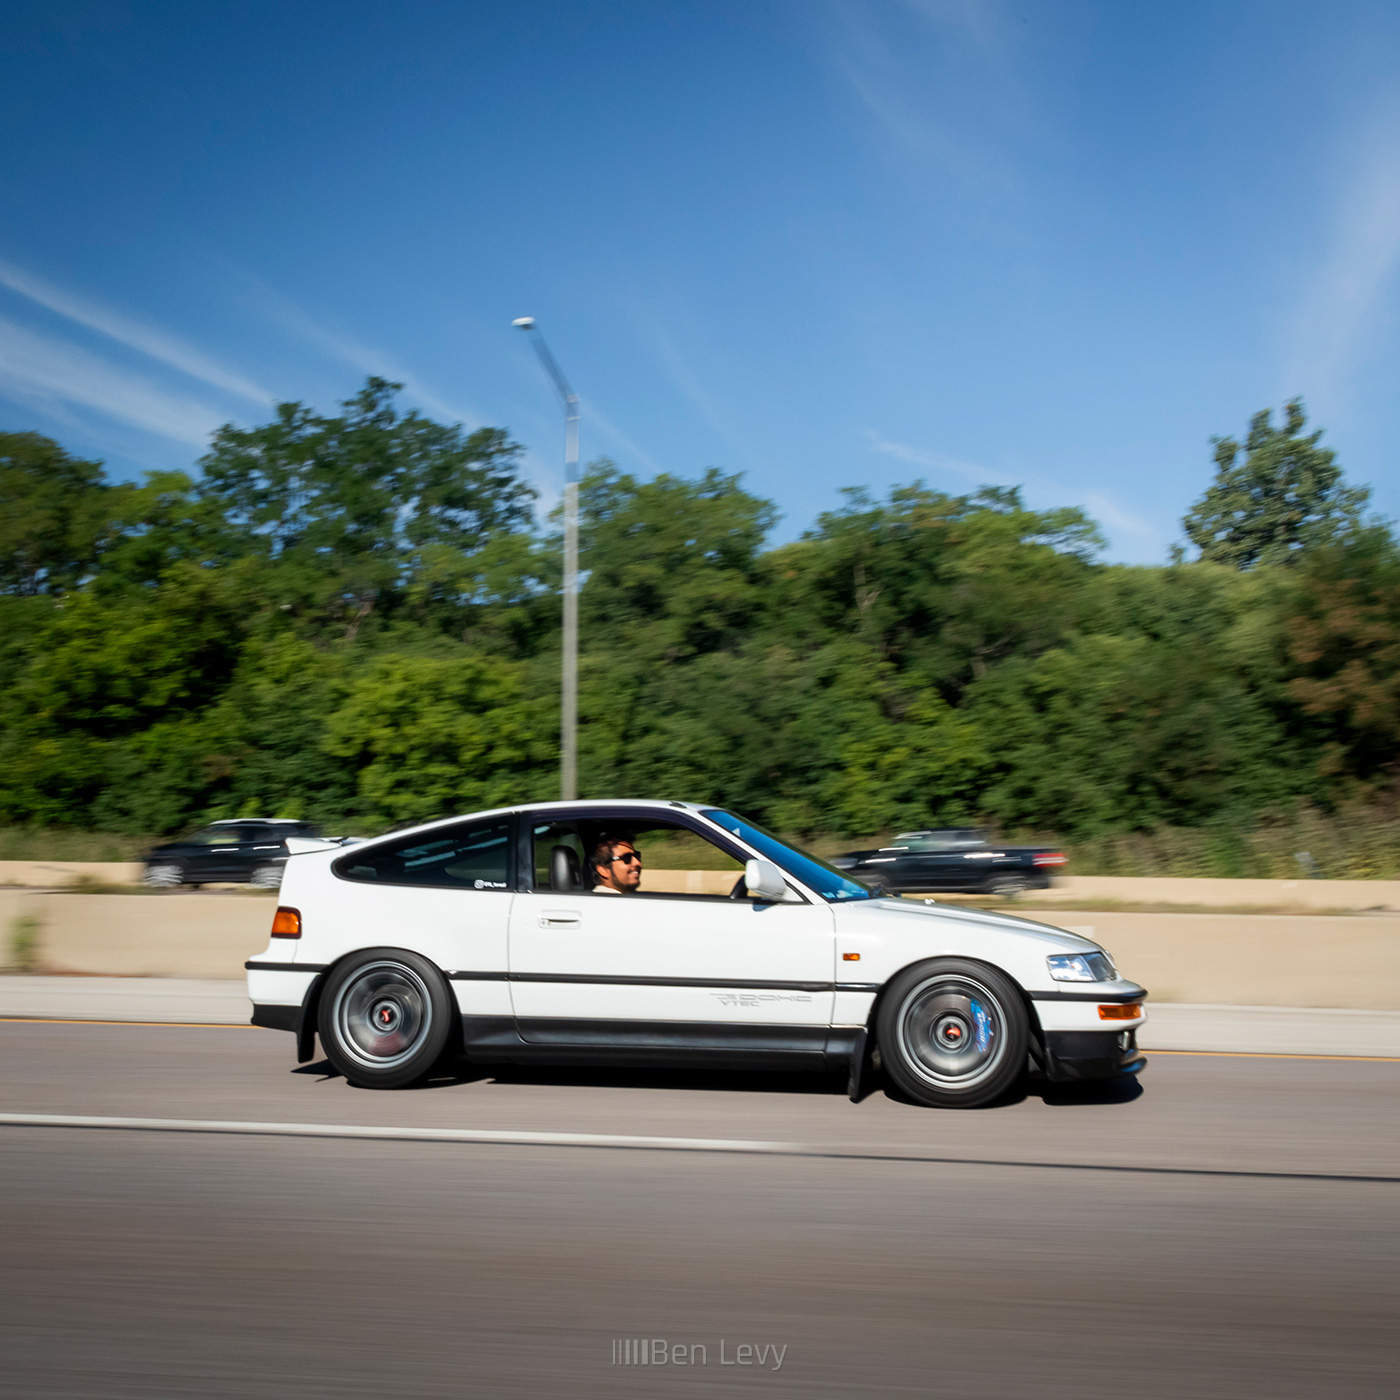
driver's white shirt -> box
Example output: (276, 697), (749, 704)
(593, 884), (621, 894)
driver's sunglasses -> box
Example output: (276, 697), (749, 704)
(611, 850), (642, 865)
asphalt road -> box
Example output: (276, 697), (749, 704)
(2, 1022), (1397, 1398)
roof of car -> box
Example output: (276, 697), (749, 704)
(208, 817), (311, 825)
(348, 799), (714, 845)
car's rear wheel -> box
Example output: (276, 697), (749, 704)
(876, 958), (1028, 1108)
(985, 873), (1029, 898)
(318, 949), (453, 1089)
(249, 863), (283, 889)
(143, 862), (184, 888)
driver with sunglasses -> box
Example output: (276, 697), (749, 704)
(589, 833), (643, 894)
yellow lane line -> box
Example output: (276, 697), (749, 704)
(1148, 1047), (1399, 1063)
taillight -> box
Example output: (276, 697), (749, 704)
(1033, 852), (1067, 867)
(271, 906), (302, 938)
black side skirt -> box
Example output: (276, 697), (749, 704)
(461, 1015), (862, 1072)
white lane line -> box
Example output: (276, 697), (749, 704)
(0, 1112), (792, 1154)
(3, 1112), (1397, 1183)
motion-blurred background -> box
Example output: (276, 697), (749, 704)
(2, 0), (1400, 866)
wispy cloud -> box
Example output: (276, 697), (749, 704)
(1283, 110), (1400, 404)
(866, 429), (999, 485)
(252, 284), (483, 426)
(0, 256), (271, 405)
(820, 0), (1019, 194)
(0, 315), (225, 446)
(637, 316), (743, 457)
(1082, 489), (1158, 543)
(582, 398), (664, 475)
(866, 429), (1160, 547)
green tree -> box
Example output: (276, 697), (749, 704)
(0, 432), (112, 595)
(966, 630), (1302, 834)
(324, 652), (553, 823)
(197, 378), (534, 639)
(1286, 525), (1400, 785)
(1183, 399), (1368, 568)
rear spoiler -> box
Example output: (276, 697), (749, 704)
(285, 836), (363, 856)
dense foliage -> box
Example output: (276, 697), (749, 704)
(2, 382), (1396, 858)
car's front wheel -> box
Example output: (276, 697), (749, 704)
(876, 958), (1028, 1108)
(318, 949), (454, 1089)
(143, 862), (185, 889)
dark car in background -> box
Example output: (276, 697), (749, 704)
(143, 819), (323, 889)
(831, 828), (1066, 897)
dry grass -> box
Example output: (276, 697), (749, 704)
(7, 914), (42, 972)
(0, 829), (154, 862)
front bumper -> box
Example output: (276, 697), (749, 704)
(1040, 1029), (1146, 1082)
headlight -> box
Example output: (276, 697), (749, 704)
(1047, 952), (1117, 982)
(831, 858), (856, 869)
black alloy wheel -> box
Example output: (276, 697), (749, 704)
(318, 948), (454, 1089)
(875, 957), (1029, 1108)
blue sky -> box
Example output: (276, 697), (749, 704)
(3, 0), (1400, 561)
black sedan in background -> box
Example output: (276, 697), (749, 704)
(143, 819), (322, 888)
(831, 828), (1066, 897)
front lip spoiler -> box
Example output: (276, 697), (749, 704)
(1039, 1030), (1146, 1082)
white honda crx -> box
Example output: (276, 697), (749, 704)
(246, 799), (1147, 1108)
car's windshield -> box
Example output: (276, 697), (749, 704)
(699, 810), (875, 902)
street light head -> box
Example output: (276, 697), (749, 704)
(512, 317), (536, 329)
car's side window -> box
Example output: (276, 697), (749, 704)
(190, 827), (240, 846)
(335, 817), (514, 890)
(530, 817), (749, 899)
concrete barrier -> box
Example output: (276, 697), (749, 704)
(0, 861), (146, 888)
(1018, 908), (1400, 1010)
(1, 891), (273, 979)
(4, 887), (1398, 1011)
(1033, 875), (1400, 911)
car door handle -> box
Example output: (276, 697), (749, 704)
(538, 911), (581, 928)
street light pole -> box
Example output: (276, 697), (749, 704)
(513, 317), (579, 801)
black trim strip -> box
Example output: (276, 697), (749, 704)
(1029, 987), (1147, 1003)
(447, 970), (882, 992)
(459, 1017), (865, 1070)
(519, 1018), (829, 1051)
(245, 961), (327, 973)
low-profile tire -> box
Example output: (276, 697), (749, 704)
(143, 862), (184, 889)
(876, 957), (1029, 1109)
(249, 862), (283, 890)
(318, 948), (454, 1089)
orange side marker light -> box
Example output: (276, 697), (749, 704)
(1098, 1002), (1142, 1020)
(271, 907), (302, 939)
(842, 952), (860, 961)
